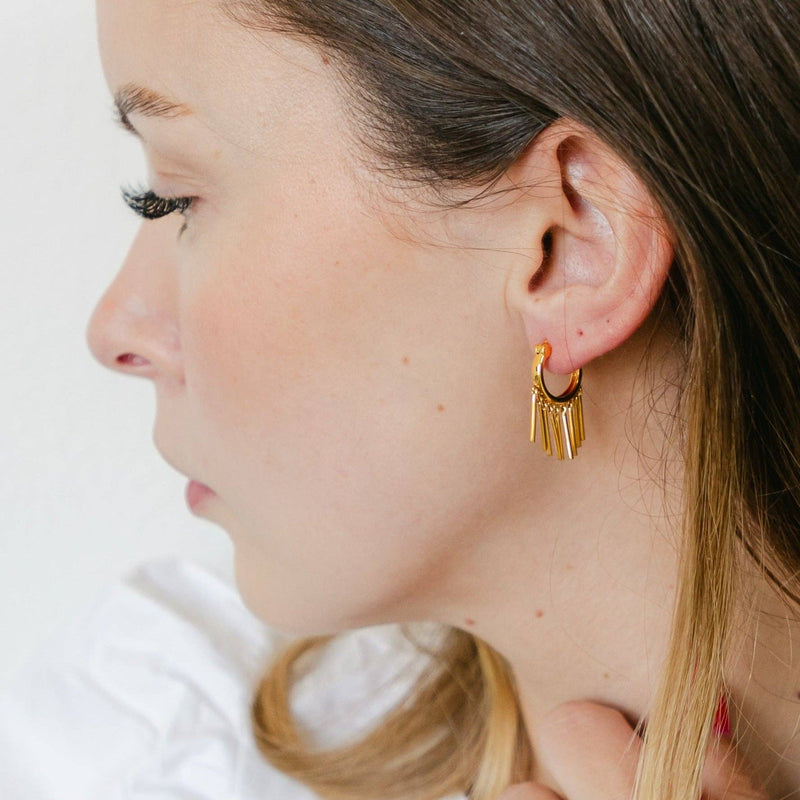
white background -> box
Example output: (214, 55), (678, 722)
(0, 1), (234, 689)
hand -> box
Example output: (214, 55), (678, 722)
(499, 701), (766, 800)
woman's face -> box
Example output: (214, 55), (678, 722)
(89, 0), (536, 634)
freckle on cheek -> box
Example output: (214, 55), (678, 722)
(535, 610), (544, 618)
(402, 356), (410, 365)
(437, 404), (445, 412)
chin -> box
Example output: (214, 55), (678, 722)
(230, 546), (346, 636)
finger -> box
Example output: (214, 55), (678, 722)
(498, 782), (563, 800)
(702, 736), (767, 800)
(533, 700), (767, 800)
(532, 700), (642, 800)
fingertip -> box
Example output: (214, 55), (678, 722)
(531, 700), (642, 799)
(702, 737), (765, 799)
(497, 782), (562, 800)
(538, 700), (633, 742)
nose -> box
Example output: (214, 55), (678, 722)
(86, 217), (183, 383)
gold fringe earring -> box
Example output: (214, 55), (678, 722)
(530, 341), (585, 460)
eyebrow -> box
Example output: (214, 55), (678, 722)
(113, 83), (193, 136)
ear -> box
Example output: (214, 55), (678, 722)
(504, 118), (675, 375)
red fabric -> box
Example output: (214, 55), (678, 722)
(712, 694), (732, 738)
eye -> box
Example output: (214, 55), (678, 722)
(120, 183), (195, 236)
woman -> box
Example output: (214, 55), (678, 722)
(86, 0), (798, 798)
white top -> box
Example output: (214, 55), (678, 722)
(0, 558), (467, 800)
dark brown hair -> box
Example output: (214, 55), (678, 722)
(224, 2), (800, 798)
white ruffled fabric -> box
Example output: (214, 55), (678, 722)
(0, 558), (466, 800)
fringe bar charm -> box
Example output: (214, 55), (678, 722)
(529, 342), (585, 460)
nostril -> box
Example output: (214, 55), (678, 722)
(117, 353), (149, 367)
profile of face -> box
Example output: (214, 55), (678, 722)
(88, 0), (674, 641)
(87, 0), (552, 635)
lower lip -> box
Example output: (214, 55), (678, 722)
(186, 480), (215, 512)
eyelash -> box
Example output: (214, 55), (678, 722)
(120, 184), (195, 236)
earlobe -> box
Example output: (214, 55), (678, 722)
(506, 120), (674, 375)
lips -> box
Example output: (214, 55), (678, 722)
(186, 479), (216, 511)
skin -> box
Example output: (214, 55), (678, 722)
(497, 700), (764, 799)
(88, 0), (797, 795)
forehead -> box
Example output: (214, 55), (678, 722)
(96, 0), (342, 153)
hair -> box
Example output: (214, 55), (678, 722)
(220, 2), (800, 798)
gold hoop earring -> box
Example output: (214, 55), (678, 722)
(530, 341), (585, 460)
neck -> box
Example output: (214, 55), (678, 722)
(430, 316), (800, 796)
(725, 572), (800, 797)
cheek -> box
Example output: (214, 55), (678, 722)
(182, 209), (443, 516)
(182, 207), (413, 475)
(177, 196), (524, 631)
